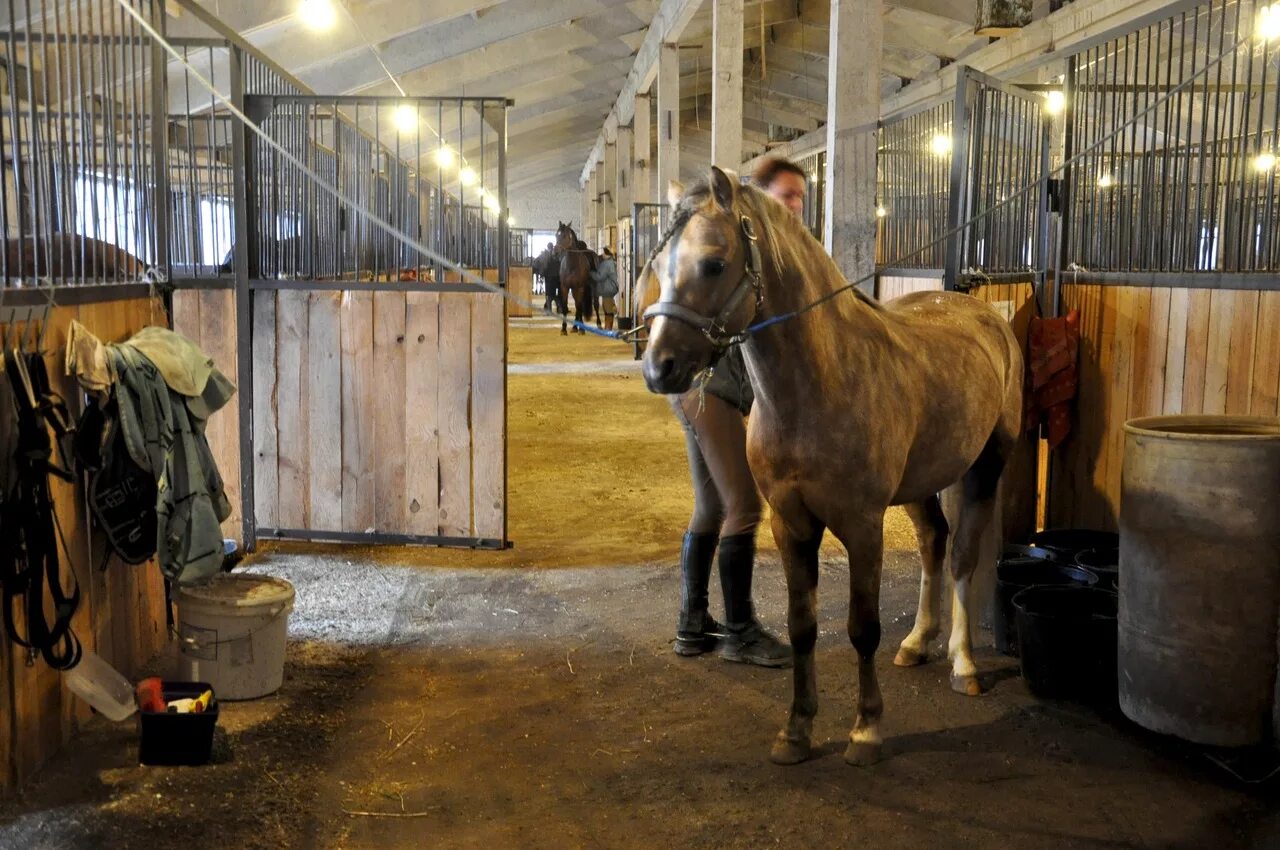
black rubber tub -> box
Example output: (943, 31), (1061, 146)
(994, 558), (1099, 657)
(1013, 585), (1118, 705)
(1074, 547), (1120, 591)
(1030, 528), (1119, 558)
(1002, 543), (1063, 562)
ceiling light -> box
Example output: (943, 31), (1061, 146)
(460, 167), (478, 187)
(876, 206), (887, 218)
(483, 194), (500, 213)
(1097, 173), (1115, 189)
(1259, 5), (1280, 41)
(1043, 90), (1066, 116)
(929, 133), (952, 156)
(297, 0), (338, 32)
(1255, 151), (1277, 172)
(393, 104), (418, 134)
(434, 146), (456, 169)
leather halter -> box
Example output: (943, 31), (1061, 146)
(642, 211), (765, 349)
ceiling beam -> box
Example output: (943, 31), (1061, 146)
(579, 0), (704, 187)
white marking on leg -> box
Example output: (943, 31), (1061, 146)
(948, 575), (977, 678)
(899, 568), (941, 657)
(850, 723), (882, 745)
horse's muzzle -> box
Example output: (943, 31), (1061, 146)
(642, 351), (695, 395)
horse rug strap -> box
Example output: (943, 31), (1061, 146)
(0, 350), (82, 670)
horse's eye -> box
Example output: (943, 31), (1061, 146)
(700, 258), (726, 277)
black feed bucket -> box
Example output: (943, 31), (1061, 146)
(616, 316), (635, 332)
(1030, 528), (1119, 558)
(1013, 585), (1118, 705)
(1074, 547), (1119, 591)
(994, 558), (1098, 656)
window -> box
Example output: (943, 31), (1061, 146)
(74, 173), (153, 262)
(199, 198), (233, 267)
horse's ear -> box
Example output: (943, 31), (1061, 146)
(667, 179), (685, 212)
(710, 166), (736, 212)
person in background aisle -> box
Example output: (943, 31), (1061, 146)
(591, 248), (620, 332)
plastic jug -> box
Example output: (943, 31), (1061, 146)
(62, 648), (137, 722)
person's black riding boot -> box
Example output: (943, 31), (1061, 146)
(718, 533), (793, 668)
(675, 531), (726, 656)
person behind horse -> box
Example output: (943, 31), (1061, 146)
(591, 248), (620, 331)
(535, 241), (561, 313)
(671, 156), (808, 668)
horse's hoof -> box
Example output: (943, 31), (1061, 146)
(843, 739), (883, 767)
(769, 733), (811, 765)
(950, 673), (982, 696)
(893, 646), (928, 667)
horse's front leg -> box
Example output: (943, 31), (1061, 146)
(832, 512), (886, 766)
(769, 507), (824, 765)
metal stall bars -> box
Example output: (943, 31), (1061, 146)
(1063, 0), (1280, 283)
(239, 92), (512, 550)
(629, 200), (668, 357)
(946, 67), (1050, 295)
(875, 95), (955, 280)
(1, 0), (166, 298)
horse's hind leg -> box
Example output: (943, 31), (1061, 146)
(894, 495), (949, 667)
(947, 434), (1010, 696)
(832, 512), (886, 766)
(769, 508), (823, 766)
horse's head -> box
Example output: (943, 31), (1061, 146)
(554, 222), (576, 254)
(641, 166), (763, 395)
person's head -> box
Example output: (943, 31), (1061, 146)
(751, 157), (807, 217)
(546, 242), (555, 251)
(601, 248), (613, 259)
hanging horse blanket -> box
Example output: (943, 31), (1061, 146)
(67, 322), (235, 585)
(1024, 308), (1080, 449)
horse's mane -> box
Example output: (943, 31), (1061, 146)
(676, 177), (883, 312)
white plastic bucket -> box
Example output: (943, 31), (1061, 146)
(174, 574), (295, 700)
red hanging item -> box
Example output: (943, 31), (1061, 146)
(1025, 308), (1080, 449)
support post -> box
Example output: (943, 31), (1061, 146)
(616, 123), (633, 224)
(657, 42), (680, 201)
(633, 93), (652, 205)
(824, 0), (882, 295)
(711, 0), (743, 169)
(230, 46), (256, 550)
(943, 69), (973, 291)
(603, 137), (617, 226)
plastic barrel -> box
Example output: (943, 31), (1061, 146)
(1014, 585), (1118, 704)
(994, 558), (1098, 657)
(1120, 416), (1280, 747)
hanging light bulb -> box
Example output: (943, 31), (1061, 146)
(876, 206), (887, 218)
(393, 104), (418, 134)
(483, 194), (500, 213)
(1255, 151), (1277, 173)
(297, 0), (338, 31)
(930, 133), (952, 156)
(507, 215), (516, 227)
(1097, 173), (1115, 189)
(1043, 90), (1066, 116)
(434, 146), (456, 169)
(460, 167), (478, 187)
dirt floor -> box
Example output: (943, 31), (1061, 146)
(1, 319), (1277, 849)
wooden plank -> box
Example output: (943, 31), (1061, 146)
(199, 289), (241, 542)
(405, 292), (441, 536)
(275, 289), (309, 528)
(1201, 288), (1233, 415)
(1225, 290), (1259, 416)
(1162, 287), (1190, 414)
(1140, 287), (1171, 418)
(373, 292), (408, 532)
(170, 289), (200, 341)
(252, 292), (279, 529)
(1102, 286), (1136, 531)
(507, 266), (534, 318)
(306, 292), (343, 530)
(1125, 286), (1155, 418)
(341, 291), (376, 533)
(1251, 290), (1280, 417)
(1180, 288), (1212, 414)
(438, 294), (473, 537)
(471, 293), (506, 541)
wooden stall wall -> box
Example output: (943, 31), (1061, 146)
(1047, 284), (1280, 532)
(877, 275), (943, 301)
(507, 267), (533, 318)
(251, 287), (506, 543)
(2, 297), (172, 793)
(170, 289), (242, 543)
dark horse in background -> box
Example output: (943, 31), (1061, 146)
(555, 222), (595, 336)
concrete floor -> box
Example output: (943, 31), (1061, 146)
(0, 321), (1276, 849)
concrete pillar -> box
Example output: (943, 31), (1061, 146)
(616, 123), (633, 222)
(824, 0), (882, 294)
(633, 93), (652, 205)
(657, 42), (680, 202)
(711, 0), (743, 169)
(603, 138), (618, 226)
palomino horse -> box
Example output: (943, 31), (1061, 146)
(641, 168), (1022, 766)
(555, 222), (594, 335)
